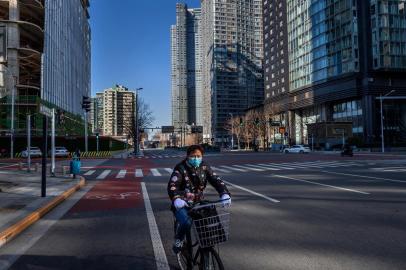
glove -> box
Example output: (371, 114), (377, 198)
(221, 194), (231, 207)
(173, 198), (187, 210)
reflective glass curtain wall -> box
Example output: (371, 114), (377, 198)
(370, 0), (406, 69)
(287, 0), (359, 91)
(43, 0), (91, 116)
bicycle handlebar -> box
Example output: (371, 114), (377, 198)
(187, 199), (230, 211)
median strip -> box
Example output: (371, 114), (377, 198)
(0, 177), (86, 248)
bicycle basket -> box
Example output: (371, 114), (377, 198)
(191, 204), (230, 248)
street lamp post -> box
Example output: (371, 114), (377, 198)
(380, 90), (395, 153)
(229, 113), (234, 149)
(134, 87), (143, 155)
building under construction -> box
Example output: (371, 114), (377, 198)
(0, 0), (90, 144)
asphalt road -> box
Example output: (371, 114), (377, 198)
(1, 150), (406, 270)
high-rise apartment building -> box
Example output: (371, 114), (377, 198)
(0, 0), (91, 136)
(201, 0), (264, 143)
(102, 85), (135, 137)
(90, 92), (104, 134)
(263, 0), (406, 146)
(171, 4), (203, 130)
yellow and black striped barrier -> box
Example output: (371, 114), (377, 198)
(69, 151), (112, 158)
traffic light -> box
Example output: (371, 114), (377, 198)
(239, 118), (243, 126)
(56, 109), (65, 125)
(255, 118), (260, 126)
(82, 96), (91, 112)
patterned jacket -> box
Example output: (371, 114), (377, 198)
(167, 159), (230, 203)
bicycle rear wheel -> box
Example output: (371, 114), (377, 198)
(199, 248), (224, 270)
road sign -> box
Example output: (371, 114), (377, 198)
(39, 104), (53, 118)
(279, 127), (286, 134)
(191, 126), (203, 133)
(162, 126), (175, 133)
(270, 121), (281, 127)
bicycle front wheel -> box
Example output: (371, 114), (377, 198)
(177, 232), (194, 270)
(199, 248), (224, 270)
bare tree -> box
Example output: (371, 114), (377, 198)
(224, 116), (243, 149)
(123, 98), (155, 146)
(242, 112), (256, 149)
(137, 98), (155, 129)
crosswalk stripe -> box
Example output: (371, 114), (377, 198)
(116, 169), (126, 178)
(135, 169), (143, 178)
(259, 163), (294, 170)
(247, 164), (280, 171)
(151, 169), (162, 176)
(233, 164), (264, 172)
(321, 162), (358, 168)
(212, 166), (231, 173)
(84, 170), (95, 175)
(97, 170), (111, 179)
(220, 165), (248, 172)
(165, 168), (173, 173)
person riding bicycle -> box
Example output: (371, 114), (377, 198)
(167, 144), (231, 254)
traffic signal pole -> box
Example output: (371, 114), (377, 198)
(51, 109), (55, 176)
(84, 110), (88, 153)
(82, 96), (91, 153)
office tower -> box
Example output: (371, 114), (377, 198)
(263, 0), (406, 146)
(102, 85), (135, 137)
(0, 0), (91, 136)
(171, 4), (203, 131)
(201, 0), (264, 143)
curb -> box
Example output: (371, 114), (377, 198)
(0, 177), (86, 248)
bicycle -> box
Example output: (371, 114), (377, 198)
(174, 199), (230, 270)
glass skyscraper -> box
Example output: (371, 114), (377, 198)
(263, 0), (406, 147)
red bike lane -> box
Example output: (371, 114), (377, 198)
(69, 158), (155, 213)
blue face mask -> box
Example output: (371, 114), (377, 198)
(188, 157), (202, 168)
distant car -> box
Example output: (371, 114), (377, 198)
(280, 144), (290, 152)
(49, 147), (69, 157)
(284, 145), (311, 154)
(21, 147), (42, 158)
(341, 145), (354, 157)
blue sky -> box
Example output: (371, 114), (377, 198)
(90, 0), (200, 127)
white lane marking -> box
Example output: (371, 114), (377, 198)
(84, 170), (95, 176)
(321, 171), (406, 184)
(223, 180), (280, 203)
(321, 163), (361, 168)
(135, 169), (144, 178)
(151, 169), (162, 176)
(96, 170), (111, 179)
(158, 156), (163, 158)
(272, 174), (370, 195)
(116, 170), (126, 179)
(220, 165), (248, 172)
(141, 182), (170, 270)
(212, 166), (231, 173)
(164, 168), (173, 173)
(234, 164), (265, 172)
(248, 164), (280, 171)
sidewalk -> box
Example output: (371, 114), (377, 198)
(0, 171), (85, 248)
